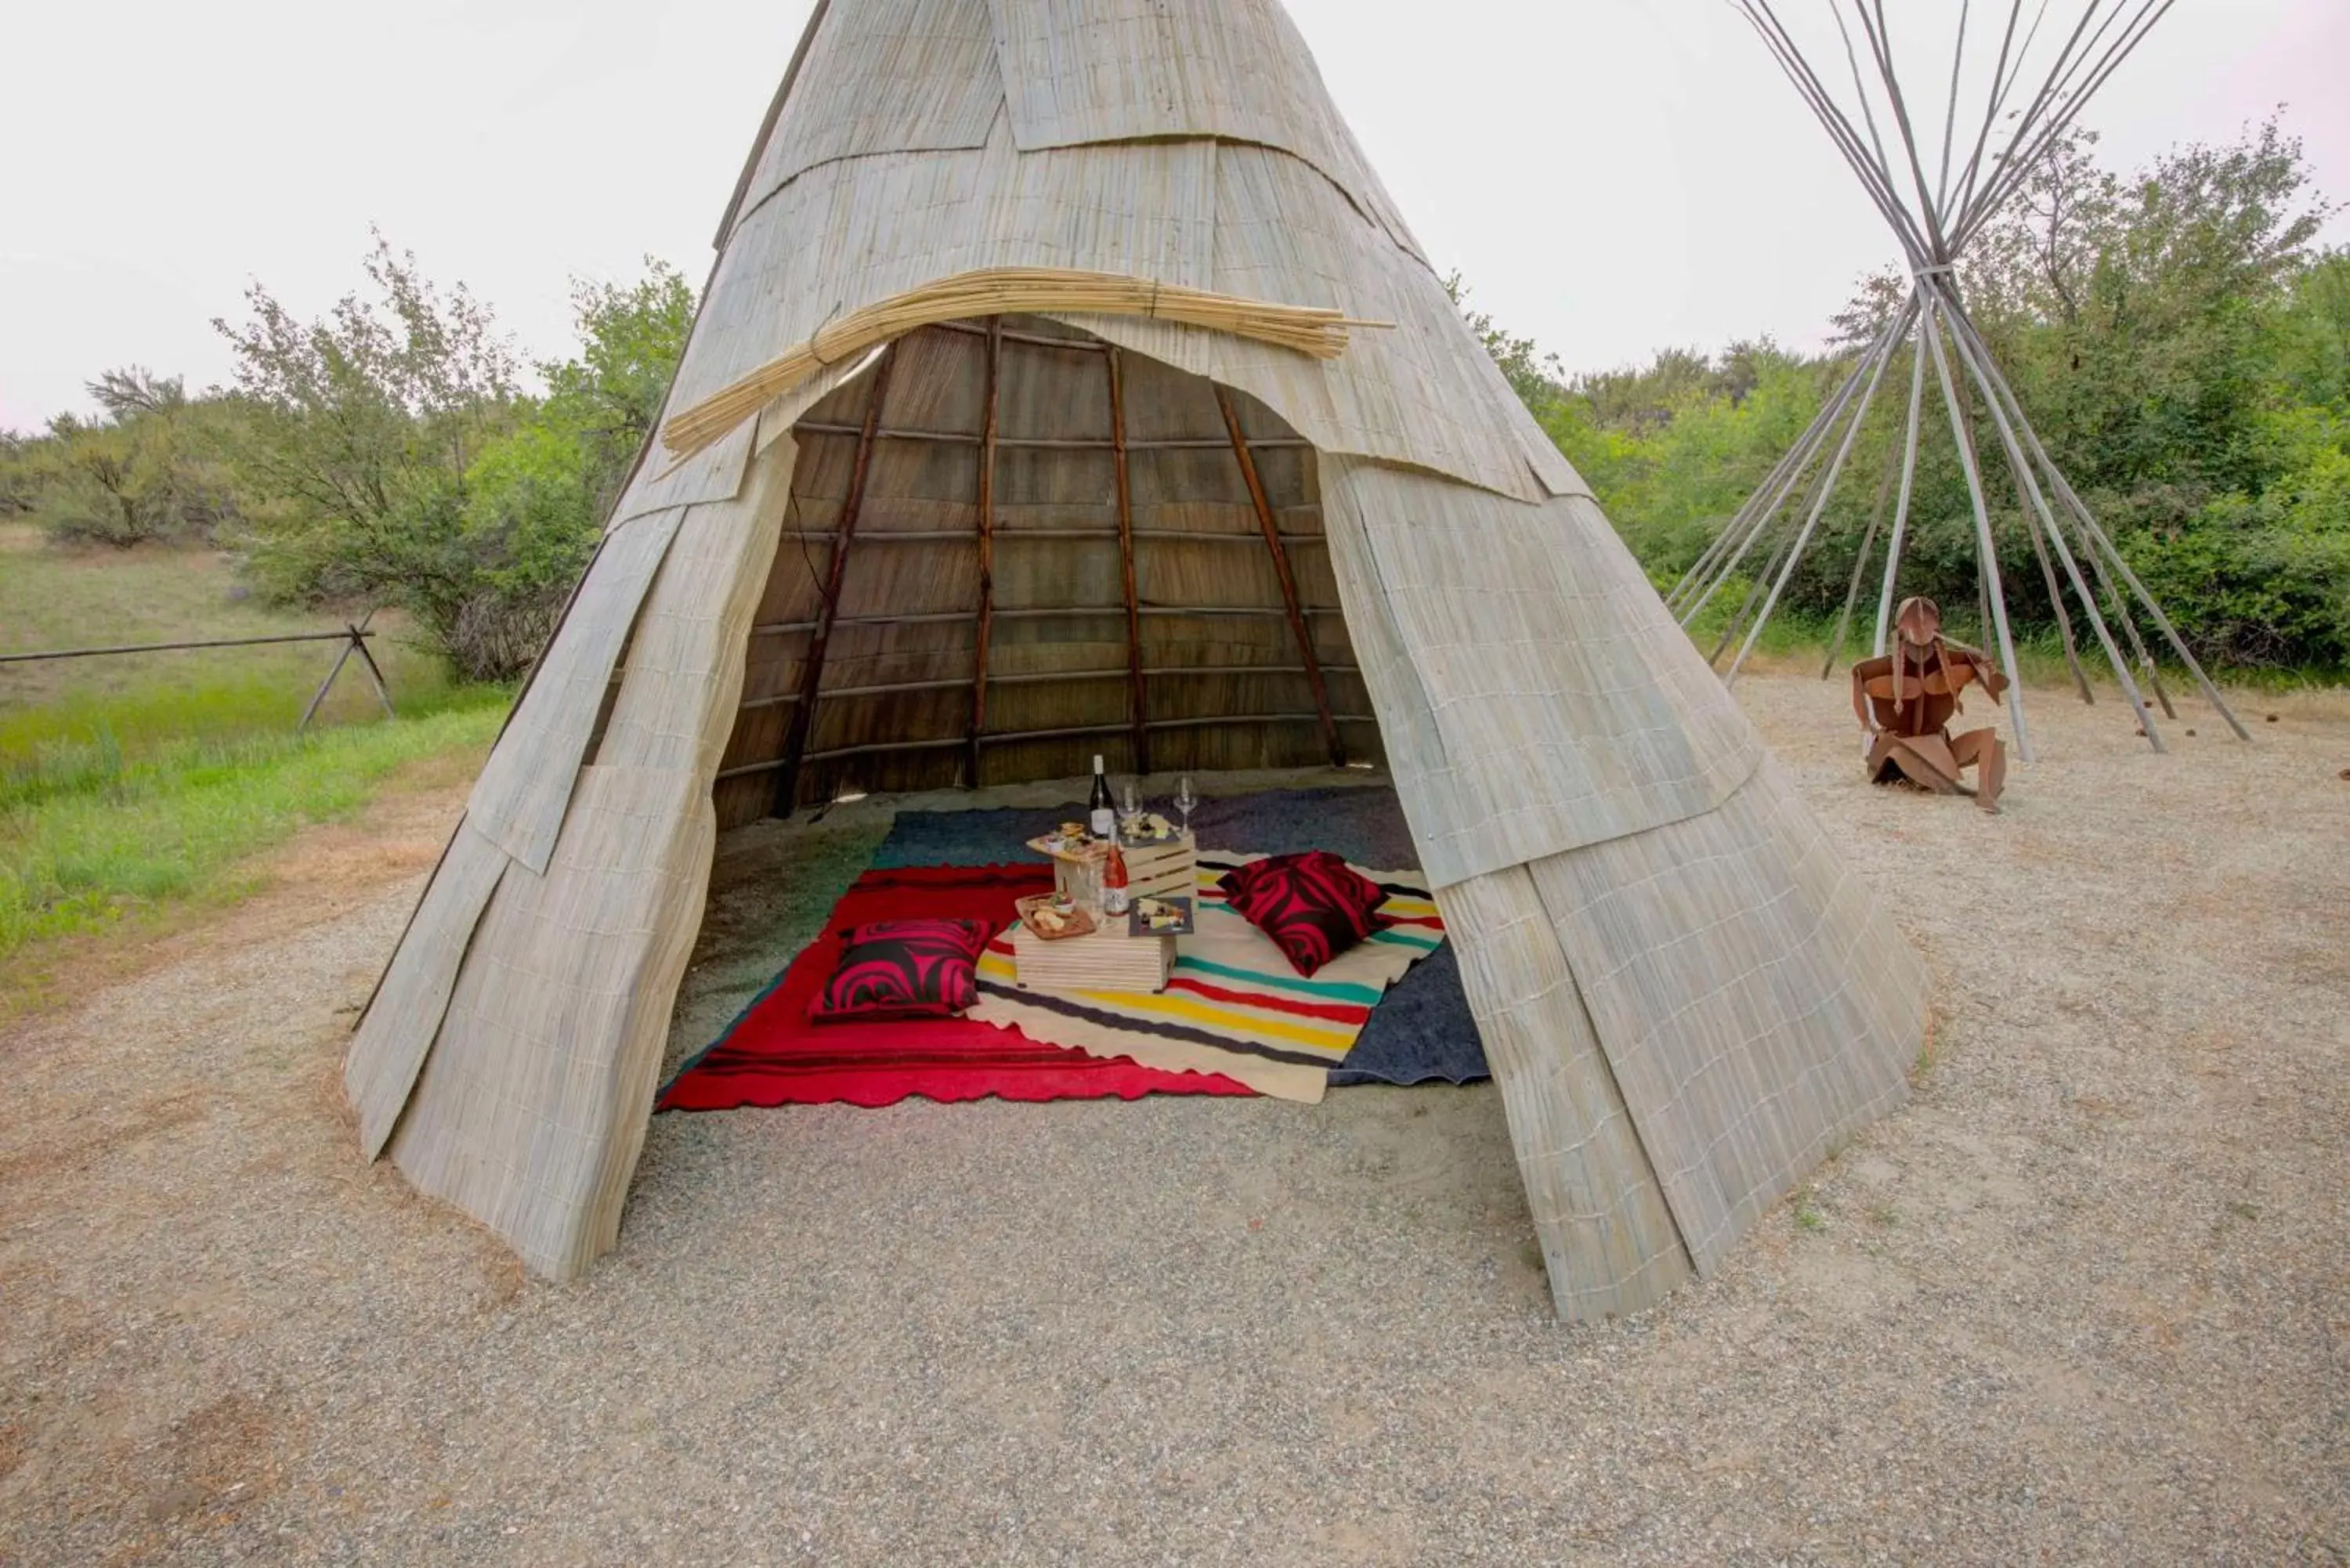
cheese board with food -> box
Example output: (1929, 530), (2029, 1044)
(1126, 894), (1194, 937)
(1014, 892), (1097, 941)
(1025, 825), (1105, 861)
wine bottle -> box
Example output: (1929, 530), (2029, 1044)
(1101, 840), (1130, 917)
(1088, 755), (1115, 840)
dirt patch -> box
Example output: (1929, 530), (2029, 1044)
(136, 1391), (295, 1526)
(0, 1087), (212, 1192)
(0, 674), (2343, 1565)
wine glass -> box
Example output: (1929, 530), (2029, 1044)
(1174, 775), (1196, 838)
(1119, 780), (1143, 840)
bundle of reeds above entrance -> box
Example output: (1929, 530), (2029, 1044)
(660, 266), (1379, 463)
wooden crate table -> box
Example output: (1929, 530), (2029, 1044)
(1007, 918), (1176, 994)
(1039, 829), (1197, 907)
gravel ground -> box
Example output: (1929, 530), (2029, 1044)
(1, 674), (2344, 1566)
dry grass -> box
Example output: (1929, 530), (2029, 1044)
(0, 521), (450, 725)
(0, 672), (2343, 1564)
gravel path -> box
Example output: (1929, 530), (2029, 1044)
(2, 675), (2343, 1566)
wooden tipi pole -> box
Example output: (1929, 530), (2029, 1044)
(1871, 309), (1932, 655)
(1217, 386), (1343, 768)
(775, 343), (897, 814)
(1919, 292), (2034, 761)
(1717, 0), (2220, 756)
(1938, 297), (2164, 747)
(1820, 367), (1911, 678)
(966, 318), (1003, 788)
(1726, 295), (1914, 683)
(1107, 346), (1150, 774)
(1678, 306), (1910, 630)
(1945, 304), (2247, 738)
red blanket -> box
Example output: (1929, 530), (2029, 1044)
(657, 864), (1256, 1110)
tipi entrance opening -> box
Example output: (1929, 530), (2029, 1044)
(703, 315), (1385, 826)
(650, 314), (1480, 1116)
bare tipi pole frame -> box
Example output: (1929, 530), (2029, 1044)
(1670, 0), (2250, 754)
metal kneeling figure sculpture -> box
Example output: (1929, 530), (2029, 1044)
(1849, 596), (2008, 813)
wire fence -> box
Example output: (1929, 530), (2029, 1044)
(0, 617), (395, 731)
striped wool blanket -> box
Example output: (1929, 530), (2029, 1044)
(969, 852), (1447, 1102)
(657, 864), (1255, 1111)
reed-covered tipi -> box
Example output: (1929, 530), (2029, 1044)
(346, 0), (1929, 1321)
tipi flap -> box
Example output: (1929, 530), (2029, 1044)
(345, 820), (512, 1159)
(987, 0), (1423, 264)
(736, 0), (1006, 222)
(1325, 462), (1763, 886)
(467, 507), (689, 875)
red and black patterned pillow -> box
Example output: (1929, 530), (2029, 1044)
(1218, 851), (1391, 977)
(808, 918), (997, 1022)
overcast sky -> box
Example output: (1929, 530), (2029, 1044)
(3, 0), (2343, 432)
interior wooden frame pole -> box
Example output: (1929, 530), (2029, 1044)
(774, 343), (897, 815)
(1920, 293), (2034, 761)
(1106, 346), (1149, 775)
(967, 319), (1003, 788)
(1217, 385), (1343, 768)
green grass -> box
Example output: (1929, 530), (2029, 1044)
(0, 522), (460, 751)
(0, 522), (513, 991)
(0, 699), (506, 968)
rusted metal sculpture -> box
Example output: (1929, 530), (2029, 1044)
(1851, 597), (2007, 812)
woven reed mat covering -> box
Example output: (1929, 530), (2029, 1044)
(875, 789), (1488, 1087)
(642, 6), (1579, 522)
(970, 851), (1444, 1103)
(658, 864), (1251, 1111)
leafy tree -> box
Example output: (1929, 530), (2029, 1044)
(1459, 112), (2350, 671)
(210, 239), (697, 681)
(17, 369), (240, 548)
(213, 233), (525, 672)
(2270, 251), (2350, 408)
(540, 261), (697, 515)
(450, 259), (699, 677)
(0, 432), (37, 517)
